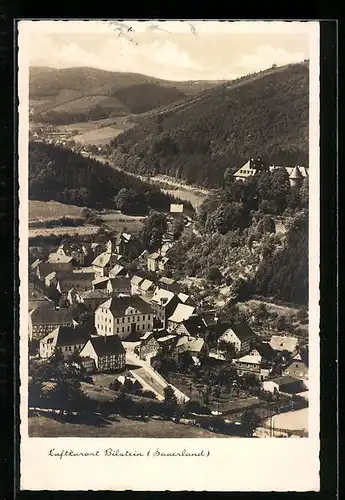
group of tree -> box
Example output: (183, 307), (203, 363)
(29, 142), (183, 215)
(109, 63), (309, 189)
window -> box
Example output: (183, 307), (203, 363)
(122, 318), (124, 323)
(101, 324), (103, 330)
(117, 328), (119, 333)
(69, 346), (72, 351)
(127, 326), (130, 332)
(122, 327), (124, 332)
(117, 318), (119, 324)
(148, 314), (150, 320)
(143, 315), (145, 321)
(137, 316), (140, 321)
(137, 324), (140, 330)
(132, 317), (135, 322)
(105, 327), (107, 332)
(128, 317), (130, 322)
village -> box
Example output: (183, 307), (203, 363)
(28, 199), (309, 438)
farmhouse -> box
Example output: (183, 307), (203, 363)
(92, 250), (119, 278)
(137, 331), (160, 363)
(95, 296), (153, 340)
(29, 303), (74, 340)
(218, 322), (256, 356)
(131, 275), (144, 295)
(147, 252), (161, 273)
(158, 276), (183, 295)
(47, 252), (73, 272)
(80, 335), (126, 373)
(106, 277), (131, 296)
(283, 358), (309, 385)
(39, 325), (90, 359)
(78, 289), (109, 311)
(109, 264), (127, 278)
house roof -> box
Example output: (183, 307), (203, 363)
(140, 279), (154, 292)
(159, 276), (175, 285)
(31, 303), (73, 325)
(80, 289), (108, 300)
(269, 335), (298, 353)
(131, 275), (144, 286)
(183, 315), (207, 335)
(268, 375), (302, 387)
(47, 253), (73, 264)
(148, 252), (161, 260)
(31, 259), (42, 269)
(289, 166), (303, 179)
(108, 277), (131, 289)
(41, 325), (90, 347)
(92, 277), (109, 287)
(45, 271), (57, 281)
(109, 264), (125, 277)
(87, 335), (125, 357)
(236, 351), (262, 365)
(255, 341), (276, 362)
(157, 334), (177, 343)
(284, 359), (308, 380)
(178, 292), (190, 304)
(207, 322), (232, 336)
(178, 337), (205, 354)
(92, 251), (112, 268)
(168, 304), (195, 324)
(98, 295), (153, 316)
(151, 288), (175, 306)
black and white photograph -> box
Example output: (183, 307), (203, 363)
(19, 20), (320, 491)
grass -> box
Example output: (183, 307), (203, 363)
(29, 200), (83, 221)
(28, 413), (232, 438)
(100, 211), (144, 233)
(75, 126), (124, 146)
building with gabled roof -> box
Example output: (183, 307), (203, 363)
(269, 335), (298, 355)
(80, 335), (126, 372)
(167, 304), (196, 334)
(131, 275), (144, 295)
(95, 296), (153, 340)
(109, 264), (127, 278)
(218, 322), (256, 356)
(92, 251), (119, 278)
(39, 325), (90, 359)
(151, 288), (181, 328)
(29, 302), (74, 341)
(106, 277), (131, 296)
(78, 289), (109, 311)
(147, 252), (161, 272)
(263, 375), (307, 395)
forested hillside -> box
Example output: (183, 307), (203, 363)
(28, 141), (185, 214)
(110, 63), (309, 188)
(30, 67), (221, 125)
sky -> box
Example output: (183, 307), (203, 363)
(22, 20), (316, 81)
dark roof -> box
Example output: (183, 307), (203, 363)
(183, 315), (207, 335)
(207, 322), (232, 336)
(231, 322), (256, 342)
(89, 335), (125, 357)
(270, 375), (302, 387)
(55, 326), (90, 347)
(108, 277), (131, 288)
(100, 295), (153, 316)
(256, 341), (276, 362)
(31, 303), (73, 325)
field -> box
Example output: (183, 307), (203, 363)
(28, 413), (232, 438)
(99, 211), (144, 233)
(263, 408), (308, 432)
(74, 126), (124, 146)
(29, 226), (100, 238)
(29, 200), (83, 222)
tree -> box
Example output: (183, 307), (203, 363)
(141, 211), (168, 252)
(299, 177), (309, 208)
(163, 385), (178, 417)
(172, 217), (185, 240)
(207, 267), (223, 284)
(241, 409), (261, 436)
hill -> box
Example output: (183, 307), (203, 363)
(29, 67), (222, 125)
(28, 141), (187, 214)
(109, 63), (309, 189)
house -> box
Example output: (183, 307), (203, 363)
(137, 331), (160, 364)
(115, 232), (134, 257)
(170, 203), (184, 214)
(54, 243), (87, 267)
(217, 322), (256, 356)
(47, 252), (73, 272)
(78, 289), (109, 311)
(288, 166), (304, 189)
(283, 358), (308, 387)
(106, 277), (131, 296)
(158, 277), (183, 295)
(131, 275), (144, 295)
(182, 314), (207, 338)
(137, 250), (149, 270)
(80, 335), (126, 373)
(57, 272), (95, 296)
(175, 336), (206, 357)
(151, 288), (181, 328)
(44, 271), (58, 288)
(39, 325), (90, 359)
(167, 304), (196, 334)
(255, 341), (277, 363)
(67, 287), (78, 305)
(29, 303), (74, 341)
(156, 333), (178, 353)
(92, 251), (119, 278)
(178, 292), (192, 305)
(263, 375), (307, 395)
(233, 158), (267, 182)
(234, 350), (271, 380)
(269, 335), (299, 356)
(92, 276), (110, 291)
(109, 264), (127, 278)
(147, 252), (161, 273)
(95, 296), (153, 340)
(158, 257), (170, 273)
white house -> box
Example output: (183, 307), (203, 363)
(39, 325), (89, 359)
(167, 304), (196, 334)
(95, 296), (153, 340)
(218, 322), (256, 356)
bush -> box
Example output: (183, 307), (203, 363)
(140, 390), (157, 399)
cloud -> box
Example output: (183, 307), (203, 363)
(237, 45), (306, 73)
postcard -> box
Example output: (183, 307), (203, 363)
(18, 19), (320, 491)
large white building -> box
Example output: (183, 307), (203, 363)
(95, 296), (153, 340)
